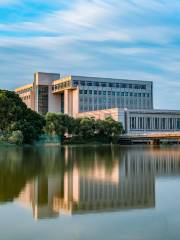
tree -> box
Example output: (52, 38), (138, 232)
(45, 113), (76, 142)
(79, 117), (95, 139)
(0, 90), (45, 144)
(95, 116), (123, 139)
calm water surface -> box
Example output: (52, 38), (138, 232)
(0, 145), (180, 240)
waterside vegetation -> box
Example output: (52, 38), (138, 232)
(0, 90), (123, 145)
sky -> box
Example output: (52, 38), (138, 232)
(0, 0), (180, 109)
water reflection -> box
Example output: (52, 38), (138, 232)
(0, 145), (180, 220)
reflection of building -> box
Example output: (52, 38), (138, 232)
(16, 177), (60, 219)
(15, 147), (180, 220)
(53, 162), (155, 215)
(16, 156), (155, 219)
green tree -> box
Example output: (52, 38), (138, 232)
(0, 90), (45, 144)
(45, 113), (75, 142)
(79, 117), (95, 138)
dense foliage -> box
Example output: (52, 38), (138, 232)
(0, 89), (123, 145)
(45, 113), (123, 143)
(0, 90), (45, 144)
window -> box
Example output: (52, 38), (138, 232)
(138, 93), (141, 97)
(94, 90), (97, 95)
(117, 92), (120, 96)
(134, 85), (139, 89)
(101, 82), (106, 87)
(177, 119), (180, 130)
(89, 90), (92, 94)
(129, 84), (132, 88)
(130, 92), (133, 97)
(112, 92), (115, 96)
(125, 92), (128, 96)
(79, 90), (83, 94)
(146, 117), (151, 129)
(134, 93), (137, 97)
(103, 91), (106, 95)
(147, 93), (150, 98)
(73, 80), (78, 86)
(121, 92), (124, 96)
(155, 118), (159, 129)
(108, 91), (111, 95)
(131, 117), (136, 129)
(94, 82), (99, 87)
(98, 91), (102, 95)
(84, 90), (87, 94)
(116, 83), (120, 88)
(87, 82), (92, 86)
(161, 118), (166, 129)
(121, 84), (127, 88)
(143, 93), (146, 97)
(80, 81), (85, 86)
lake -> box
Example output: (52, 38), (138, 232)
(0, 145), (180, 240)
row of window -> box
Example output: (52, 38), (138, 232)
(79, 104), (151, 112)
(130, 117), (180, 130)
(73, 80), (147, 89)
(17, 88), (33, 95)
(52, 81), (70, 91)
(79, 90), (150, 97)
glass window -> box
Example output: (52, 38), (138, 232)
(129, 84), (132, 88)
(89, 90), (92, 94)
(116, 83), (120, 88)
(101, 82), (107, 87)
(134, 85), (139, 89)
(80, 81), (85, 86)
(125, 92), (128, 96)
(130, 92), (133, 97)
(94, 90), (97, 95)
(143, 93), (146, 97)
(147, 93), (150, 97)
(121, 84), (127, 88)
(103, 91), (106, 95)
(73, 80), (78, 86)
(138, 93), (141, 97)
(79, 90), (83, 94)
(108, 91), (111, 95)
(121, 92), (124, 96)
(112, 92), (115, 96)
(117, 92), (120, 96)
(98, 91), (102, 95)
(134, 93), (137, 97)
(84, 90), (87, 94)
(87, 82), (92, 86)
(94, 82), (99, 87)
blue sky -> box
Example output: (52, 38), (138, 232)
(0, 0), (180, 109)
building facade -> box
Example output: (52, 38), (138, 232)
(78, 108), (180, 134)
(15, 72), (180, 134)
(15, 72), (153, 116)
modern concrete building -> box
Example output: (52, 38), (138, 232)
(15, 72), (180, 134)
(15, 72), (153, 116)
(78, 108), (180, 134)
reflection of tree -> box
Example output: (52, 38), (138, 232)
(0, 147), (41, 203)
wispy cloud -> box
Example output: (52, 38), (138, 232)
(1, 0), (180, 109)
